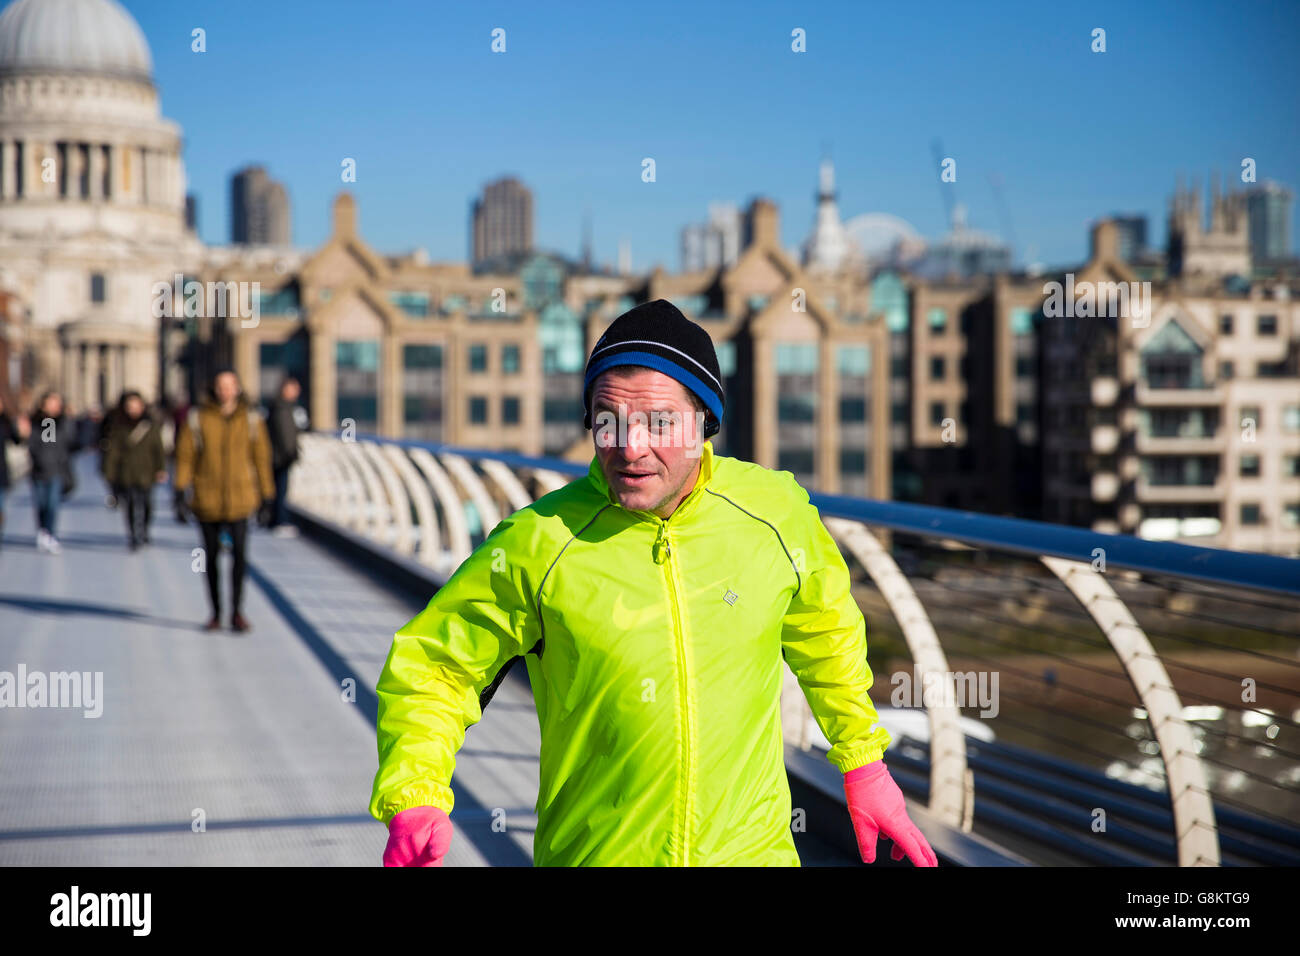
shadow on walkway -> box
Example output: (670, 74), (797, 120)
(246, 560), (535, 867)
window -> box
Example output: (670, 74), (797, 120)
(1285, 503), (1300, 529)
(837, 345), (870, 376)
(502, 344), (521, 374)
(930, 401), (945, 427)
(839, 396), (866, 422)
(1219, 360), (1234, 380)
(930, 356), (945, 381)
(1219, 314), (1233, 335)
(468, 343), (487, 373)
(890, 357), (908, 378)
(960, 400), (970, 425)
(927, 308), (947, 334)
(502, 396), (520, 425)
(1140, 320), (1204, 388)
(840, 449), (866, 474)
(1257, 314), (1277, 336)
(959, 355), (971, 380)
(777, 449), (814, 475)
(468, 396), (488, 424)
(1240, 454), (1260, 478)
(404, 344), (442, 369)
(892, 401), (908, 424)
(1239, 406), (1260, 430)
(90, 273), (105, 303)
(775, 343), (817, 374)
(1010, 307), (1034, 335)
(389, 291), (430, 317)
(716, 340), (736, 377)
(1285, 455), (1300, 478)
(1015, 356), (1035, 378)
(1017, 402), (1034, 426)
(1283, 405), (1300, 432)
(1240, 503), (1262, 525)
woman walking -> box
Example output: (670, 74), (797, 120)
(27, 390), (78, 554)
(0, 394), (31, 553)
(174, 369), (274, 632)
(102, 390), (167, 550)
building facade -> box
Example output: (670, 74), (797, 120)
(1041, 218), (1300, 555)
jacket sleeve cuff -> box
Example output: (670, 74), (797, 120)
(372, 783), (454, 827)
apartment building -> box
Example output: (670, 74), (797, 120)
(1041, 215), (1300, 555)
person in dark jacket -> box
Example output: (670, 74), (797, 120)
(102, 391), (167, 550)
(266, 376), (307, 537)
(0, 394), (31, 553)
(28, 390), (80, 554)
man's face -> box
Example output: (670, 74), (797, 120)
(283, 380), (300, 402)
(590, 367), (705, 518)
(214, 372), (240, 405)
(124, 396), (144, 418)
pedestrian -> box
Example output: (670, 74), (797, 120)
(0, 394), (32, 553)
(102, 390), (166, 550)
(97, 400), (123, 508)
(27, 390), (79, 554)
(265, 375), (307, 537)
(173, 369), (275, 633)
(371, 299), (937, 867)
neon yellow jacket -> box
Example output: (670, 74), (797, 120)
(369, 440), (892, 865)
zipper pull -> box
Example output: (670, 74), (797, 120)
(653, 521), (670, 564)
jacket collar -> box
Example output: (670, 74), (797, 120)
(587, 440), (716, 521)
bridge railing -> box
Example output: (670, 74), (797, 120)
(289, 431), (1300, 867)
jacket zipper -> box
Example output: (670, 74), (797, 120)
(655, 517), (693, 866)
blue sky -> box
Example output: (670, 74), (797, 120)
(124, 0), (1298, 271)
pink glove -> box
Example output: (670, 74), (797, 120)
(844, 760), (938, 867)
(383, 806), (454, 867)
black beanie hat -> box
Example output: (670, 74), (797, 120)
(582, 299), (724, 438)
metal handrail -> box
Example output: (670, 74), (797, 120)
(339, 430), (1299, 597)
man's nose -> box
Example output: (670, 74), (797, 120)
(624, 417), (657, 457)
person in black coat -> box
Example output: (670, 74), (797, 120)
(0, 394), (31, 553)
(265, 376), (307, 536)
(28, 391), (81, 554)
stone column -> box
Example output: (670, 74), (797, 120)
(871, 333), (891, 501)
(0, 141), (11, 199)
(88, 143), (104, 200)
(381, 331), (401, 438)
(309, 328), (336, 431)
(62, 344), (76, 407)
(753, 337), (774, 468)
(818, 336), (837, 493)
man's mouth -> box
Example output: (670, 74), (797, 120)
(616, 469), (656, 486)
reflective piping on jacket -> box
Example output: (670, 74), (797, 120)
(702, 488), (803, 596)
(533, 502), (614, 653)
(477, 502), (613, 713)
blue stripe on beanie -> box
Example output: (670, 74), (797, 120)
(585, 351), (724, 424)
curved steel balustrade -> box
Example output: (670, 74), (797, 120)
(289, 432), (1300, 867)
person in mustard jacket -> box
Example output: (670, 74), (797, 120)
(371, 300), (936, 867)
(174, 368), (275, 633)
